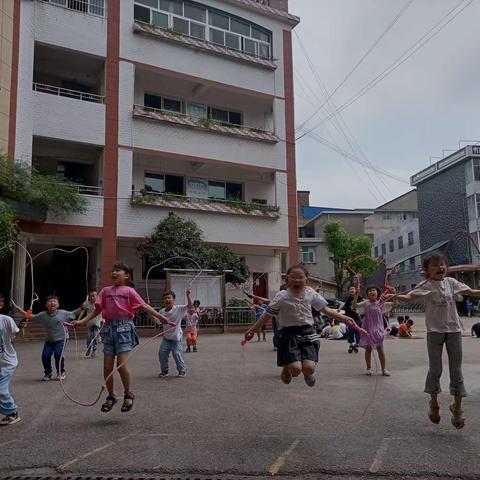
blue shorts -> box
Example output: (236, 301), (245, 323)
(101, 319), (139, 357)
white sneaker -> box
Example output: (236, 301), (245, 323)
(42, 374), (52, 381)
(55, 372), (66, 381)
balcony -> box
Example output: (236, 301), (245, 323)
(38, 0), (106, 17)
(133, 105), (278, 144)
(33, 83), (104, 104)
(131, 191), (280, 219)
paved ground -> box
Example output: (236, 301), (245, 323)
(3, 314), (480, 479)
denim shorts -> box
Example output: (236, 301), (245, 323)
(101, 319), (139, 357)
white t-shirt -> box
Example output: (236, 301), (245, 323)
(266, 287), (328, 328)
(160, 305), (188, 341)
(411, 277), (469, 333)
(355, 301), (393, 315)
(0, 315), (19, 369)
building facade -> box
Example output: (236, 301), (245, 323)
(411, 145), (480, 270)
(365, 190), (422, 291)
(6, 0), (299, 308)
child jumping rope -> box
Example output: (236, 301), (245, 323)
(77, 290), (103, 358)
(74, 262), (168, 413)
(394, 253), (480, 429)
(245, 265), (356, 387)
(353, 286), (394, 376)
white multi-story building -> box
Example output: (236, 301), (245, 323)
(6, 0), (299, 308)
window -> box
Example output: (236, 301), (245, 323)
(389, 240), (394, 253)
(209, 107), (242, 126)
(144, 173), (184, 195)
(187, 102), (207, 118)
(409, 258), (416, 271)
(280, 252), (287, 274)
(408, 232), (414, 246)
(476, 194), (480, 221)
(381, 243), (386, 255)
(398, 236), (403, 250)
(299, 226), (315, 238)
(208, 181), (225, 200)
(144, 93), (162, 109)
(208, 180), (242, 200)
(399, 262), (405, 273)
(382, 213), (391, 220)
(474, 158), (480, 181)
(226, 182), (242, 200)
(374, 246), (379, 258)
(133, 1), (272, 59)
(163, 98), (182, 113)
(300, 246), (316, 264)
(144, 94), (182, 113)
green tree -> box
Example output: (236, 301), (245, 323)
(0, 201), (19, 257)
(323, 221), (378, 297)
(137, 213), (249, 284)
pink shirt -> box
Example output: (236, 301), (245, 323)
(96, 285), (146, 320)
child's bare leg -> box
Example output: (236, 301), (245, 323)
(104, 354), (115, 396)
(116, 352), (131, 395)
(428, 393), (440, 424)
(281, 361), (301, 384)
(377, 347), (390, 375)
(302, 359), (316, 387)
(365, 347), (372, 371)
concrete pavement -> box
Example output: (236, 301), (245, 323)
(2, 314), (480, 479)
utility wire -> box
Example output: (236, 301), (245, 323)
(295, 0), (416, 134)
(297, 0), (474, 141)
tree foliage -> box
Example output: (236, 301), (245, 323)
(0, 156), (87, 217)
(0, 201), (19, 257)
(137, 213), (249, 284)
(323, 221), (378, 297)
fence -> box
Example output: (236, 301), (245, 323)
(33, 83), (104, 104)
(392, 302), (425, 314)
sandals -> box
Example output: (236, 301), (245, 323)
(449, 404), (465, 429)
(366, 368), (373, 376)
(428, 401), (440, 424)
(382, 369), (391, 377)
(101, 395), (117, 413)
(121, 393), (135, 412)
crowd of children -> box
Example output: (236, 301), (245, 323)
(3, 252), (480, 431)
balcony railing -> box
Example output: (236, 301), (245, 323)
(133, 105), (279, 144)
(39, 0), (106, 18)
(33, 83), (104, 104)
(131, 190), (280, 219)
(71, 184), (103, 196)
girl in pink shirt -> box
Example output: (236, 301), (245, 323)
(75, 262), (167, 413)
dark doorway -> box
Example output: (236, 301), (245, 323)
(253, 272), (268, 299)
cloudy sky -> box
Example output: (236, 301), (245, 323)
(289, 0), (480, 208)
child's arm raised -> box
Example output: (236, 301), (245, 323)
(186, 288), (195, 314)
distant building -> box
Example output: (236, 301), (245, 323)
(411, 145), (480, 284)
(365, 190), (422, 291)
(297, 191), (373, 297)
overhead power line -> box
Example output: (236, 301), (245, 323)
(296, 0), (474, 141)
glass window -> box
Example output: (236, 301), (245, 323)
(409, 258), (416, 270)
(280, 252), (287, 274)
(152, 10), (169, 28)
(209, 11), (229, 29)
(225, 32), (240, 50)
(184, 3), (206, 22)
(467, 195), (476, 220)
(231, 18), (250, 36)
(258, 43), (270, 59)
(226, 182), (242, 200)
(134, 4), (151, 22)
(69, 0), (88, 13)
(210, 28), (225, 45)
(389, 239), (394, 253)
(374, 246), (378, 258)
(244, 38), (257, 56)
(209, 181), (226, 200)
(474, 159), (480, 181)
(408, 232), (414, 246)
(382, 213), (391, 220)
(136, 0), (158, 7)
(251, 27), (270, 43)
(476, 194), (480, 220)
(89, 0), (105, 15)
(173, 16), (189, 34)
(160, 0), (182, 14)
(190, 22), (205, 40)
(398, 236), (403, 249)
(187, 102), (207, 118)
(300, 246), (316, 264)
(229, 111), (241, 126)
(210, 108), (228, 123)
(145, 173), (164, 193)
(381, 243), (386, 255)
(165, 174), (184, 195)
(144, 93), (162, 109)
(399, 263), (405, 273)
(163, 98), (182, 113)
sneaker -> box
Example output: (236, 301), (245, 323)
(42, 374), (52, 381)
(304, 374), (316, 387)
(56, 372), (66, 381)
(353, 345), (359, 353)
(0, 412), (21, 426)
(158, 372), (169, 377)
(366, 369), (373, 376)
(193, 347), (198, 352)
(382, 369), (391, 377)
(177, 371), (186, 378)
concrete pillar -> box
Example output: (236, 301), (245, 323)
(12, 238), (27, 308)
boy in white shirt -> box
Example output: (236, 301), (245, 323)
(158, 289), (194, 377)
(0, 294), (21, 426)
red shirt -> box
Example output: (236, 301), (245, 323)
(398, 323), (411, 336)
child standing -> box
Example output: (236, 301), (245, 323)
(353, 286), (394, 376)
(74, 262), (168, 413)
(17, 296), (83, 381)
(246, 265), (356, 387)
(340, 286), (363, 353)
(0, 293), (21, 426)
(158, 289), (194, 377)
(184, 300), (200, 353)
(77, 290), (103, 358)
(394, 253), (480, 429)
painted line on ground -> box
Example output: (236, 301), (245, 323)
(269, 439), (300, 476)
(369, 437), (402, 473)
(0, 439), (20, 447)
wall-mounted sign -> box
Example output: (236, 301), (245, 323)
(186, 178), (208, 199)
